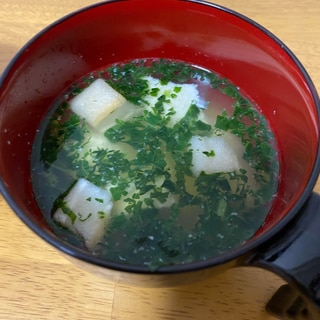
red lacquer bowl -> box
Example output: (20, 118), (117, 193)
(0, 0), (320, 317)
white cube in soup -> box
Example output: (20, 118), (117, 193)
(190, 135), (240, 176)
(143, 76), (201, 126)
(70, 78), (126, 129)
(53, 178), (113, 249)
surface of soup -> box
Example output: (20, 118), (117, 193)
(31, 59), (279, 270)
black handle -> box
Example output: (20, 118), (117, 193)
(247, 192), (320, 319)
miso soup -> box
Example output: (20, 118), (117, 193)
(31, 59), (279, 269)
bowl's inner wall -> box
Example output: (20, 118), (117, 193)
(0, 0), (318, 238)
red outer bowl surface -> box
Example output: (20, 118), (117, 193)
(0, 0), (319, 284)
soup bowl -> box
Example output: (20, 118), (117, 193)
(0, 0), (320, 317)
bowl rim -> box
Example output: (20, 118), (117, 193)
(1, 0), (320, 274)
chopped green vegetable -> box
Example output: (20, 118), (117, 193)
(31, 58), (279, 269)
(203, 150), (215, 157)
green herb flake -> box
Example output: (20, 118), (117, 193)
(79, 213), (92, 222)
(98, 211), (105, 219)
(203, 150), (215, 157)
(173, 86), (182, 93)
(150, 87), (160, 97)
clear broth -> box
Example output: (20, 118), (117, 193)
(31, 59), (279, 269)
